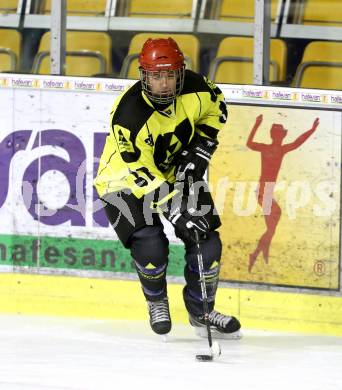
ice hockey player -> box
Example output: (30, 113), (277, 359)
(94, 37), (241, 339)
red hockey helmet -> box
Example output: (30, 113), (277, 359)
(139, 37), (185, 104)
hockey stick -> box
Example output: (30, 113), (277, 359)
(187, 175), (220, 361)
(194, 229), (215, 361)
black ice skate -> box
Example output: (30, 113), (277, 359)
(147, 297), (172, 335)
(189, 310), (242, 339)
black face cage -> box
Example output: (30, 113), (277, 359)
(139, 66), (185, 105)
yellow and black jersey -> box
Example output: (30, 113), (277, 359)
(94, 70), (227, 199)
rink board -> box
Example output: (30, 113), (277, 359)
(0, 273), (341, 336)
(0, 74), (341, 335)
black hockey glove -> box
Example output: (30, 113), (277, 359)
(151, 183), (210, 242)
(175, 135), (218, 182)
(167, 209), (210, 242)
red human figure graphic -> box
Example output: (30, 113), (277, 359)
(246, 114), (319, 272)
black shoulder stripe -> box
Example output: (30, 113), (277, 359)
(112, 81), (154, 133)
(181, 70), (222, 103)
(111, 82), (154, 163)
(181, 70), (210, 95)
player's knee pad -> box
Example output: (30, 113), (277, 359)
(130, 225), (169, 264)
(129, 226), (169, 298)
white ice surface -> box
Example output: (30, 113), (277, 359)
(0, 314), (341, 390)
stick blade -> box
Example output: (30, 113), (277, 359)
(195, 354), (213, 362)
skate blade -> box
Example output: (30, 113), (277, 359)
(194, 327), (242, 340)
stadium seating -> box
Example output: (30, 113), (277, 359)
(213, 0), (280, 22)
(122, 0), (193, 18)
(40, 0), (107, 16)
(208, 36), (287, 84)
(301, 0), (342, 26)
(0, 0), (18, 14)
(0, 0), (340, 88)
(293, 41), (342, 90)
(0, 28), (21, 72)
(32, 31), (112, 76)
(120, 33), (200, 79)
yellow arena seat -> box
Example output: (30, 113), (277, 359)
(296, 66), (342, 90)
(215, 0), (279, 22)
(302, 0), (342, 26)
(0, 29), (21, 72)
(41, 0), (107, 16)
(293, 41), (342, 90)
(300, 41), (342, 64)
(120, 33), (200, 79)
(208, 36), (287, 84)
(32, 31), (112, 76)
(124, 0), (193, 18)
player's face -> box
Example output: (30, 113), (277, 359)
(147, 70), (177, 98)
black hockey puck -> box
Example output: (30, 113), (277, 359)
(195, 354), (213, 362)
